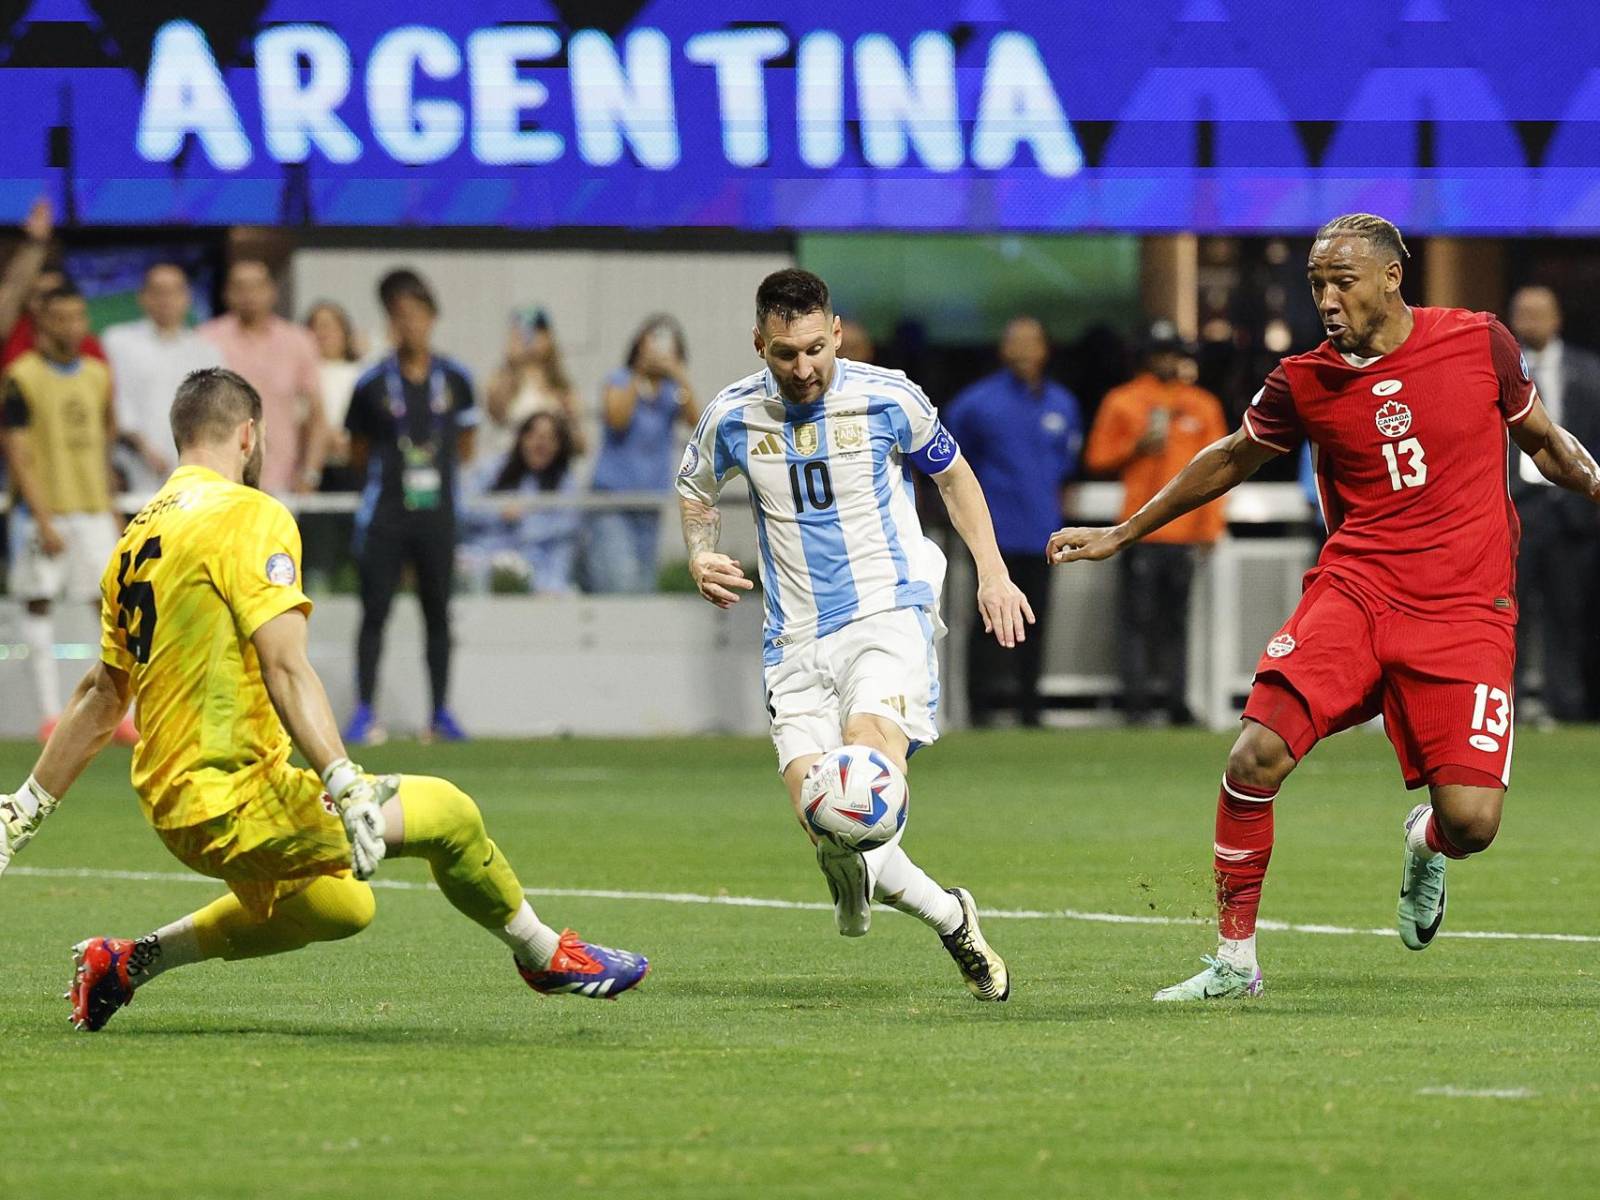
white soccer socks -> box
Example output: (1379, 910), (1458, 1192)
(129, 915), (203, 987)
(1406, 809), (1440, 861)
(497, 900), (562, 969)
(863, 840), (963, 936)
(1216, 934), (1258, 973)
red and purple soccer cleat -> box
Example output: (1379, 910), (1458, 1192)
(68, 938), (138, 1032)
(516, 930), (649, 1000)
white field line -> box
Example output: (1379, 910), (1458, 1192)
(11, 865), (1600, 945)
(1416, 1087), (1538, 1100)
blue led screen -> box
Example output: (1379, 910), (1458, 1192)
(1, 1), (1597, 231)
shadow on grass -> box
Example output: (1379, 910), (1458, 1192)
(94, 1018), (653, 1047)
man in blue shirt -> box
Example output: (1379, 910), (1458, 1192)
(944, 316), (1083, 727)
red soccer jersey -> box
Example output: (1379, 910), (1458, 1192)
(1242, 306), (1535, 624)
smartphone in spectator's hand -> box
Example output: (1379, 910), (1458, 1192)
(513, 307), (549, 340)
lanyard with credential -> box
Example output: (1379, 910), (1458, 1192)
(385, 359), (451, 511)
(384, 360), (452, 450)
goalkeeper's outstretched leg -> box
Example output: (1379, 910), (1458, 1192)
(65, 773), (648, 1031)
(0, 374), (649, 1032)
(379, 775), (649, 999)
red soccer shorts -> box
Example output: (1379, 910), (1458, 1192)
(1242, 572), (1515, 791)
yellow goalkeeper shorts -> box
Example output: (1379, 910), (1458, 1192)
(155, 764), (353, 921)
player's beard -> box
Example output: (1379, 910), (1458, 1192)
(242, 437), (264, 490)
(778, 367), (829, 406)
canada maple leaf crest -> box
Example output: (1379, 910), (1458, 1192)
(1374, 399), (1412, 438)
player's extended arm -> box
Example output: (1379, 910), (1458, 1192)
(0, 662), (129, 875)
(932, 456), (1035, 649)
(1509, 398), (1600, 502)
(252, 609), (389, 878)
(680, 495), (752, 609)
(1047, 427), (1279, 564)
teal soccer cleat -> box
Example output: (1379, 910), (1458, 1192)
(1398, 803), (1447, 950)
(1153, 955), (1264, 1002)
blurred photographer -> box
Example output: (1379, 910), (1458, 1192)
(485, 307), (584, 464)
(585, 315), (699, 593)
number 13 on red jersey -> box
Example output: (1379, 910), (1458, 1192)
(1382, 438), (1427, 490)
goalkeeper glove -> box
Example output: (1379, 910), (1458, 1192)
(0, 776), (59, 877)
(321, 758), (396, 881)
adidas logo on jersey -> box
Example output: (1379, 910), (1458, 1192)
(751, 433), (785, 457)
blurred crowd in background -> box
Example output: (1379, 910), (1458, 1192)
(3, 197), (1599, 739)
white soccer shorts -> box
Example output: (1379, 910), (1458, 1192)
(764, 606), (944, 771)
(8, 510), (119, 603)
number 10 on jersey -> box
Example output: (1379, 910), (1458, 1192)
(789, 461), (834, 513)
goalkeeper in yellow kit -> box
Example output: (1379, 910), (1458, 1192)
(0, 368), (648, 1030)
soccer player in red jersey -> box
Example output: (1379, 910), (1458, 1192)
(1047, 214), (1600, 1000)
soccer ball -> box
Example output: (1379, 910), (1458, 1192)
(801, 746), (908, 851)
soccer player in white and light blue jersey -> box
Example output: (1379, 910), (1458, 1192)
(676, 270), (1033, 1001)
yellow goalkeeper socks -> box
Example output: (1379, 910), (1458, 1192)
(190, 875), (376, 961)
(392, 775), (561, 966)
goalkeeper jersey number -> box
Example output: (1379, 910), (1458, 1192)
(100, 464), (312, 829)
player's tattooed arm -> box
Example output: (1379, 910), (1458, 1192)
(681, 495), (721, 557)
(1048, 428), (1278, 563)
(1510, 400), (1600, 503)
(681, 497), (753, 609)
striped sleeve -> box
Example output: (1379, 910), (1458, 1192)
(676, 399), (734, 505)
(879, 379), (960, 475)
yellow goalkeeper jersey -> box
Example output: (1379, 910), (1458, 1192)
(99, 465), (312, 830)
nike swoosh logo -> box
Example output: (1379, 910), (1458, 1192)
(1415, 886), (1446, 943)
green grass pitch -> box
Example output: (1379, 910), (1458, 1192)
(3, 728), (1597, 1199)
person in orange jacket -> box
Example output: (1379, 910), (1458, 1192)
(1083, 322), (1228, 724)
